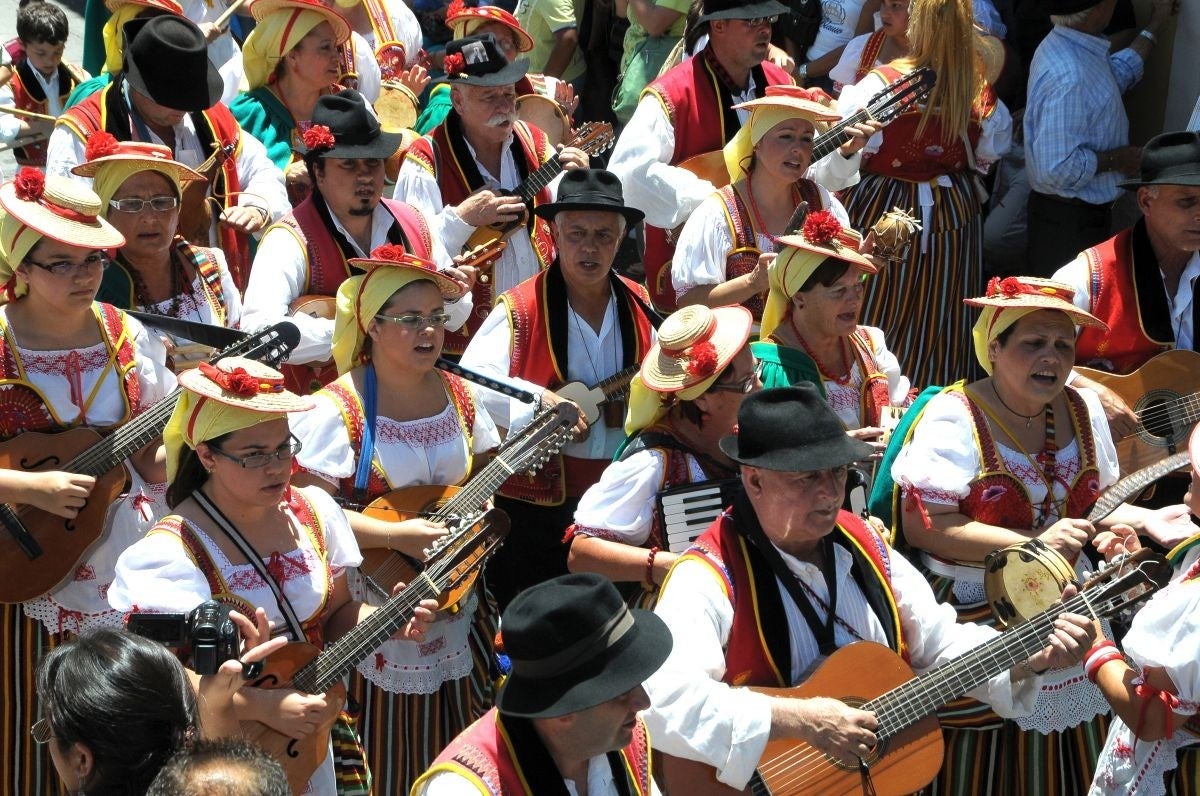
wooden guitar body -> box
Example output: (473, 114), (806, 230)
(358, 484), (468, 599)
(661, 642), (943, 796)
(289, 295), (336, 321)
(242, 642), (348, 794)
(0, 429), (128, 602)
(1076, 349), (1200, 473)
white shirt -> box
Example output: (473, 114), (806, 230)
(645, 532), (1039, 790)
(241, 201), (468, 365)
(608, 81), (863, 231)
(357, 0), (424, 69)
(1054, 247), (1200, 353)
(347, 31), (382, 104)
(178, 0), (245, 104)
(46, 101), (288, 225)
(460, 289), (652, 462)
(416, 750), (664, 796)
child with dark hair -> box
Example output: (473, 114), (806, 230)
(0, 0), (89, 168)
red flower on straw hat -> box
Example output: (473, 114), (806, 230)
(371, 243), (412, 262)
(302, 124), (336, 152)
(802, 209), (842, 246)
(989, 276), (1023, 298)
(446, 0), (465, 16)
(13, 168), (45, 202)
(198, 362), (263, 397)
(85, 131), (120, 162)
(444, 53), (466, 77)
(684, 341), (718, 378)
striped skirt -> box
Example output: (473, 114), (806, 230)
(921, 568), (1109, 795)
(1, 605), (62, 796)
(841, 171), (984, 390)
(347, 586), (498, 794)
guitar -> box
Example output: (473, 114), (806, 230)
(244, 508), (510, 792)
(1075, 349), (1200, 474)
(679, 67), (937, 189)
(463, 122), (616, 251)
(343, 403), (579, 596)
(0, 322), (301, 604)
(662, 550), (1171, 796)
(556, 364), (640, 426)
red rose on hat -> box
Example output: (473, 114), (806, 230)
(684, 341), (719, 378)
(802, 209), (842, 246)
(85, 132), (121, 162)
(302, 124), (336, 152)
(371, 243), (412, 262)
(443, 53), (466, 77)
(13, 168), (45, 203)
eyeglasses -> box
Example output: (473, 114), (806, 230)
(741, 14), (779, 27)
(374, 312), (452, 330)
(709, 370), (757, 394)
(30, 718), (54, 744)
(109, 196), (180, 213)
(25, 252), (108, 277)
(208, 435), (303, 469)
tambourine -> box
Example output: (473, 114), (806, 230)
(983, 538), (1077, 628)
(516, 94), (571, 147)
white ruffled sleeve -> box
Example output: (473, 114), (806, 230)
(301, 487), (362, 570)
(128, 314), (178, 409)
(862, 326), (911, 405)
(572, 449), (667, 545)
(1077, 386), (1119, 487)
(468, 383), (502, 454)
(671, 193), (736, 299)
(829, 32), (872, 89)
(890, 391), (980, 506)
(1124, 553), (1200, 706)
(292, 391), (357, 484)
(109, 523), (215, 613)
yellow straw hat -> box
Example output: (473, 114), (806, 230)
(71, 136), (205, 206)
(626, 304), (752, 434)
(724, 85), (842, 181)
(164, 357), (315, 483)
(966, 276), (1106, 375)
(243, 0), (351, 90)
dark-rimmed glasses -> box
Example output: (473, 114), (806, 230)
(25, 252), (108, 277)
(208, 435), (303, 469)
(374, 312), (452, 330)
(109, 196), (180, 213)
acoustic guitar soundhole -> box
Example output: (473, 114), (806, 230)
(1135, 391), (1183, 446)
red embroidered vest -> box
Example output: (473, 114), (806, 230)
(1074, 226), (1173, 373)
(863, 66), (995, 183)
(404, 119), (556, 357)
(716, 179), (823, 321)
(679, 509), (907, 687)
(640, 52), (793, 311)
(497, 269), (655, 505)
(955, 387), (1101, 529)
(415, 708), (653, 796)
(854, 31), (887, 84)
(9, 60), (83, 166)
(270, 196), (432, 393)
(847, 328), (893, 427)
(0, 303), (141, 438)
(320, 370), (477, 501)
(59, 88), (251, 286)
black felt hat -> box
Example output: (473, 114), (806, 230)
(532, 169), (644, 225)
(719, 384), (873, 471)
(442, 33), (529, 87)
(122, 16), (222, 112)
(304, 89), (404, 159)
(698, 0), (788, 24)
(1119, 131), (1200, 190)
(496, 573), (672, 719)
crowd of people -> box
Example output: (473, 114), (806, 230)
(0, 0), (1198, 792)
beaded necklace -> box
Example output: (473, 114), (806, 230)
(792, 317), (851, 385)
(971, 390), (1065, 528)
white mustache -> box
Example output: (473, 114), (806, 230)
(486, 112), (518, 127)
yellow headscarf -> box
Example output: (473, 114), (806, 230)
(723, 86), (841, 181)
(242, 8), (340, 91)
(971, 306), (1037, 376)
(624, 372), (722, 436)
(102, 3), (148, 75)
(759, 244), (828, 341)
(0, 211), (41, 303)
(163, 393), (282, 484)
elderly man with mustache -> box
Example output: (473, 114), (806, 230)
(395, 33), (589, 358)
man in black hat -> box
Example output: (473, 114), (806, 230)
(396, 33), (590, 358)
(460, 168), (657, 610)
(49, 15), (288, 287)
(642, 385), (1096, 791)
(412, 572), (671, 795)
(242, 88), (471, 394)
(1023, 0), (1175, 277)
(608, 0), (878, 313)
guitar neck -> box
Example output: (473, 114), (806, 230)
(811, 109), (870, 162)
(62, 387), (182, 478)
(595, 365), (640, 402)
(515, 156), (565, 204)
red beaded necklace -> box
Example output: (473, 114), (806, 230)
(792, 316), (851, 385)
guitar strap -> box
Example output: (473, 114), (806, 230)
(352, 364), (380, 505)
(193, 490), (307, 641)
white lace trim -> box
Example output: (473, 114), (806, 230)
(351, 590), (477, 695)
(22, 599), (124, 636)
(1091, 718), (1199, 795)
(1016, 665), (1111, 733)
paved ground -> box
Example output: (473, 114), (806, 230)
(0, 0), (85, 180)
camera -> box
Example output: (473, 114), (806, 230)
(127, 600), (240, 675)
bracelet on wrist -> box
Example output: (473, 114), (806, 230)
(643, 545), (660, 590)
(1138, 28), (1156, 44)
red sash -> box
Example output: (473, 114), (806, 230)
(847, 328), (892, 427)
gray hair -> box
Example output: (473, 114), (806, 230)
(1050, 7), (1093, 27)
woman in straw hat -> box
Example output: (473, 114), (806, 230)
(73, 137), (243, 371)
(1086, 423), (1200, 795)
(671, 85), (852, 330)
(228, 0), (353, 174)
(567, 303), (757, 606)
(0, 168), (176, 794)
(753, 209), (910, 445)
(890, 276), (1193, 794)
(288, 245), (501, 794)
(109, 355), (437, 795)
(836, 0), (1012, 388)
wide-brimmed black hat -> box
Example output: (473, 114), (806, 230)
(496, 573), (672, 719)
(304, 89), (404, 159)
(719, 384), (873, 471)
(1119, 131), (1200, 190)
(699, 0), (788, 24)
(532, 169), (645, 225)
(442, 33), (529, 87)
(122, 16), (222, 112)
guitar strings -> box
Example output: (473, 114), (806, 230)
(1117, 393), (1200, 437)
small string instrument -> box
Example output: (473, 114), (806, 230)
(178, 142), (235, 248)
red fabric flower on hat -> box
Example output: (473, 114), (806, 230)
(446, 0), (465, 17)
(371, 243), (411, 262)
(85, 131), (120, 162)
(990, 276), (1022, 298)
(684, 341), (719, 378)
(13, 168), (45, 202)
(802, 209), (842, 246)
(443, 53), (466, 77)
(199, 362), (261, 397)
(302, 124), (336, 152)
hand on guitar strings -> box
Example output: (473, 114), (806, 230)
(836, 120), (884, 158)
(194, 607), (289, 740)
(1069, 373), (1138, 439)
(456, 189), (527, 228)
(1021, 587), (1097, 674)
(394, 597), (440, 644)
(385, 517), (450, 560)
(772, 695), (879, 767)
